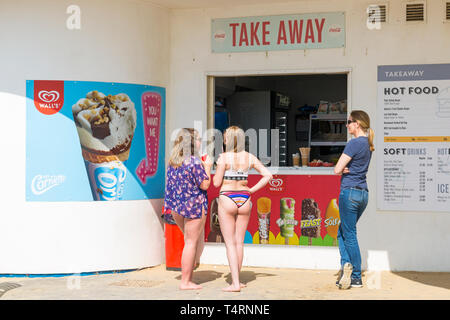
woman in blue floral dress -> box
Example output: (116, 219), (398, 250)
(164, 128), (212, 290)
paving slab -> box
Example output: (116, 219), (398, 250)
(1, 264), (449, 300)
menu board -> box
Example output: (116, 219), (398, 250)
(377, 64), (450, 212)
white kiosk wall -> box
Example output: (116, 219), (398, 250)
(0, 0), (169, 274)
(169, 1), (450, 272)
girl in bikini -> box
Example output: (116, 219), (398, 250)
(213, 126), (272, 292)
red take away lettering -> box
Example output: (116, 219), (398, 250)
(250, 22), (260, 46)
(229, 23), (239, 47)
(277, 21), (287, 45)
(305, 19), (314, 43)
(289, 20), (303, 44)
(239, 22), (249, 46)
(262, 21), (270, 45)
(315, 18), (325, 43)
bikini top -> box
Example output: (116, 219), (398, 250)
(223, 154), (252, 181)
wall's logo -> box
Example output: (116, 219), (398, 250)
(31, 174), (66, 195)
(34, 80), (64, 115)
(268, 177), (284, 192)
(38, 90), (60, 103)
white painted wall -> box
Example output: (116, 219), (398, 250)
(0, 0), (170, 273)
(169, 0), (450, 272)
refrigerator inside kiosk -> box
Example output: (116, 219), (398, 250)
(227, 91), (290, 166)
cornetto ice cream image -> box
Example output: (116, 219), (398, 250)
(72, 90), (137, 200)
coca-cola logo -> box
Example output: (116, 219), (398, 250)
(214, 30), (226, 41)
(34, 80), (64, 115)
(328, 24), (343, 35)
(268, 177), (284, 192)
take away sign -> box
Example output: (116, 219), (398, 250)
(212, 12), (345, 53)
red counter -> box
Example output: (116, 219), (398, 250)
(205, 168), (341, 247)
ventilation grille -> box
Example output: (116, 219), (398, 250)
(406, 3), (425, 21)
(368, 4), (387, 23)
(447, 2), (450, 20)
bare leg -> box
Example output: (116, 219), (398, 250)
(194, 214), (206, 267)
(218, 195), (241, 292)
(235, 199), (251, 288)
(172, 212), (203, 290)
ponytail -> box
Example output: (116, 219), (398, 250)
(367, 128), (375, 152)
(350, 110), (374, 151)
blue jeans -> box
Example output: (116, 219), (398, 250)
(337, 187), (368, 280)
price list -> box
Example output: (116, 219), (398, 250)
(377, 64), (450, 212)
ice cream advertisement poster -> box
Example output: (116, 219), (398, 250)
(205, 174), (341, 247)
(26, 80), (165, 201)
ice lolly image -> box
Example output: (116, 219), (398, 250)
(300, 198), (322, 245)
(325, 198), (340, 246)
(72, 90), (137, 200)
(257, 197), (271, 244)
(276, 198), (297, 245)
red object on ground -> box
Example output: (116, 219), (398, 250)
(163, 207), (184, 271)
(165, 222), (184, 271)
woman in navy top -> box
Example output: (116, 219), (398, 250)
(334, 110), (374, 290)
(164, 128), (212, 290)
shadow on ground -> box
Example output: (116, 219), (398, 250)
(392, 272), (450, 291)
(224, 271), (276, 285)
(176, 271), (224, 285)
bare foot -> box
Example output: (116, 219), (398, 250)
(179, 282), (202, 290)
(240, 283), (247, 288)
(222, 285), (241, 292)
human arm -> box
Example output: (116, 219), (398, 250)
(213, 153), (226, 188)
(199, 155), (213, 190)
(334, 140), (358, 175)
(190, 156), (211, 191)
(249, 154), (273, 194)
(334, 153), (351, 175)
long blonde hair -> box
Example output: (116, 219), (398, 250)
(224, 126), (245, 153)
(351, 110), (375, 151)
(168, 128), (200, 167)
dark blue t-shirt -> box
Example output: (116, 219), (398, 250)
(340, 136), (372, 190)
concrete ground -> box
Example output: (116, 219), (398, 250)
(1, 264), (449, 300)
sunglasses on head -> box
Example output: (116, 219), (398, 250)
(347, 119), (356, 125)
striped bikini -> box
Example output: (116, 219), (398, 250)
(219, 190), (251, 208)
(220, 155), (251, 208)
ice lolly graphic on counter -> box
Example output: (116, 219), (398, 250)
(72, 90), (137, 200)
(325, 198), (340, 246)
(257, 197), (271, 244)
(276, 198), (298, 245)
(301, 198), (321, 245)
(136, 92), (162, 184)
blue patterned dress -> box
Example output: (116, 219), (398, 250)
(163, 156), (209, 219)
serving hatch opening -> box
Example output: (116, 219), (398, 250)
(207, 71), (350, 168)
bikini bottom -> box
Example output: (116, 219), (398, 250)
(219, 190), (251, 208)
